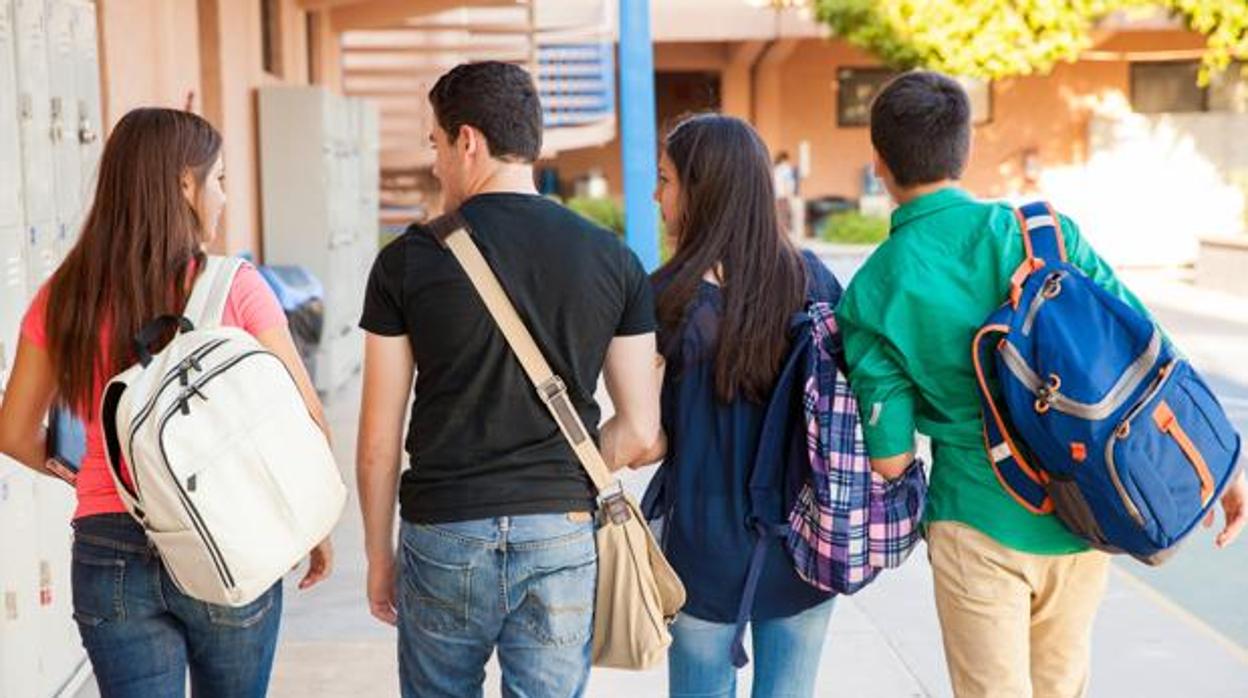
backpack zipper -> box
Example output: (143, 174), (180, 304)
(127, 339), (229, 445)
(153, 349), (276, 592)
(999, 330), (1162, 421)
(1021, 272), (1066, 336)
(125, 339), (230, 498)
(1103, 362), (1179, 528)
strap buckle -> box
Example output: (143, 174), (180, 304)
(536, 375), (567, 404)
(597, 483), (632, 526)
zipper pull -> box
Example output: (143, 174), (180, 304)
(187, 475), (197, 492)
(188, 385), (209, 403)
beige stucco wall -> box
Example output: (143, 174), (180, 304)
(97, 0), (321, 259)
(552, 30), (1216, 204)
(97, 0), (202, 127)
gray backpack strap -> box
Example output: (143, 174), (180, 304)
(183, 256), (244, 329)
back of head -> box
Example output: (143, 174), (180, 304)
(658, 113), (805, 404)
(47, 107), (222, 414)
(429, 61), (543, 163)
(870, 71), (971, 187)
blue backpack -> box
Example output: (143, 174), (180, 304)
(973, 202), (1242, 564)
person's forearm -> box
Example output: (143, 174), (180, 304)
(357, 449), (401, 563)
(0, 426), (53, 478)
(870, 452), (914, 481)
(600, 417), (665, 470)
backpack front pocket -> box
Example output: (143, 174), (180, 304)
(1110, 362), (1239, 547)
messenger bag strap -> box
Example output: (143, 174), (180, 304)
(425, 212), (615, 495)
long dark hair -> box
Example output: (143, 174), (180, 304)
(656, 114), (806, 403)
(45, 108), (221, 414)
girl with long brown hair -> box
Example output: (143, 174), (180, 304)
(0, 108), (332, 697)
(645, 114), (844, 696)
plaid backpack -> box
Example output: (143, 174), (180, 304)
(784, 303), (927, 594)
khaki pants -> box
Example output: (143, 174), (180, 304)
(928, 521), (1110, 698)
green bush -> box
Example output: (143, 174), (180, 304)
(566, 197), (625, 236)
(565, 197), (674, 264)
(819, 211), (889, 245)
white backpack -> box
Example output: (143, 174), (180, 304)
(101, 256), (346, 607)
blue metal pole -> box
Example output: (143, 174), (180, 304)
(618, 0), (659, 270)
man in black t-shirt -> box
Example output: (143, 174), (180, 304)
(356, 62), (663, 698)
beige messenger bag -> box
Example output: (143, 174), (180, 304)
(427, 212), (686, 670)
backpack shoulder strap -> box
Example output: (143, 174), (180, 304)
(1008, 201), (1068, 308)
(1015, 201), (1068, 265)
(183, 256), (244, 329)
(971, 320), (1054, 514)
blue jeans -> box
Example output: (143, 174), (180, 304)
(71, 514), (282, 698)
(669, 598), (836, 698)
(397, 513), (597, 698)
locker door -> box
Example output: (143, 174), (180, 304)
(0, 469), (41, 698)
(1, 1), (28, 388)
(14, 0), (59, 291)
(45, 0), (82, 261)
(0, 224), (25, 378)
(70, 0), (100, 218)
(33, 476), (82, 697)
(0, 0), (25, 231)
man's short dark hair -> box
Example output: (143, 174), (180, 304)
(429, 61), (543, 163)
(870, 71), (971, 187)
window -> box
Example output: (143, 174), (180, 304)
(836, 68), (894, 127)
(261, 0), (282, 77)
(836, 68), (992, 127)
(1131, 61), (1247, 114)
(1131, 62), (1204, 113)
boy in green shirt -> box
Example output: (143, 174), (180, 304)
(837, 72), (1247, 697)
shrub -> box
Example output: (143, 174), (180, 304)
(819, 211), (889, 244)
(566, 196), (625, 236)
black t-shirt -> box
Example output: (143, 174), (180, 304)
(360, 193), (656, 523)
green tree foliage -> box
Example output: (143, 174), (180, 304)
(815, 0), (1247, 84)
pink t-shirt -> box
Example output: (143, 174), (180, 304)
(21, 261), (288, 520)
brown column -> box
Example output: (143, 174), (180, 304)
(721, 41), (765, 121)
(753, 38), (799, 154)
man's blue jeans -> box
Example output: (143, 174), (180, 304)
(668, 598), (836, 697)
(397, 513), (597, 698)
(71, 514), (282, 698)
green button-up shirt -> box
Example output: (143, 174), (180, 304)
(837, 188), (1149, 554)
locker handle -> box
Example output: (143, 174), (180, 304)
(79, 119), (98, 145)
(50, 98), (65, 143)
(78, 101), (98, 144)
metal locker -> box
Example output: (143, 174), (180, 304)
(14, 0), (59, 291)
(33, 476), (83, 697)
(1, 0), (25, 232)
(0, 224), (25, 375)
(260, 87), (369, 393)
(70, 0), (100, 215)
(44, 0), (83, 260)
(0, 467), (42, 698)
(1, 2), (25, 384)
